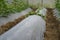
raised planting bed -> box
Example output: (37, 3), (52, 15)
(0, 15), (45, 40)
(0, 8), (32, 35)
(0, 8), (38, 35)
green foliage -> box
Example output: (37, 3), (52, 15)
(37, 14), (46, 20)
(55, 0), (60, 13)
(55, 0), (60, 20)
(11, 0), (28, 12)
(0, 0), (9, 17)
(0, 0), (28, 17)
(25, 11), (37, 17)
(29, 11), (36, 15)
(25, 10), (46, 20)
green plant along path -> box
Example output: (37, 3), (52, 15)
(0, 0), (9, 16)
(0, 0), (28, 17)
(56, 0), (60, 15)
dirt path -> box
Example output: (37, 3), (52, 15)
(44, 8), (60, 40)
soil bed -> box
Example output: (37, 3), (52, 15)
(44, 8), (60, 40)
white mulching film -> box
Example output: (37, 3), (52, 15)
(0, 15), (46, 40)
(53, 9), (60, 21)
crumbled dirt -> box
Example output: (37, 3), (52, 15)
(44, 8), (60, 40)
(0, 15), (26, 35)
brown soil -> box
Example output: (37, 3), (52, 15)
(0, 15), (26, 35)
(44, 8), (60, 40)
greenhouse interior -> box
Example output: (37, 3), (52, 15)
(0, 0), (60, 40)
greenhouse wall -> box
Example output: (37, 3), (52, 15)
(6, 0), (56, 8)
(43, 0), (56, 8)
(28, 0), (41, 8)
(28, 0), (56, 8)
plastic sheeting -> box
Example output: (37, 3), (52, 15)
(43, 0), (55, 8)
(0, 15), (46, 40)
(53, 9), (60, 20)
